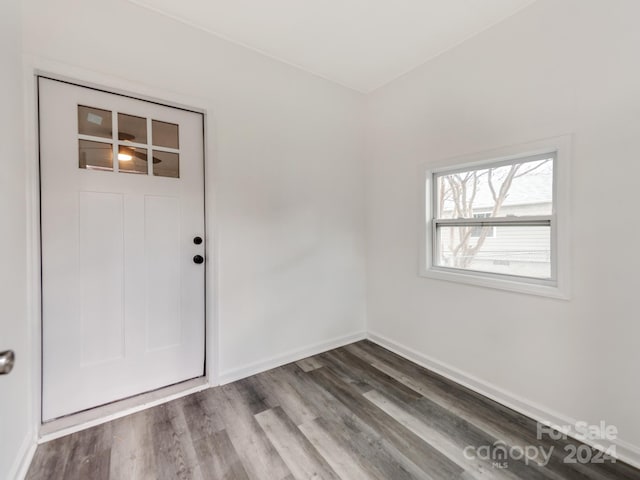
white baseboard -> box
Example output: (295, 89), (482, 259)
(367, 331), (640, 470)
(8, 429), (37, 480)
(218, 331), (367, 385)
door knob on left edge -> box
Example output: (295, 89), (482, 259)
(0, 350), (15, 375)
(193, 255), (204, 265)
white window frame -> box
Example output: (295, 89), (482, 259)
(419, 135), (571, 299)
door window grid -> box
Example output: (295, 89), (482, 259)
(77, 105), (180, 178)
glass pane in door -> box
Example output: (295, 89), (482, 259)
(119, 146), (148, 175)
(118, 113), (147, 144)
(152, 120), (179, 149)
(153, 151), (180, 178)
(78, 106), (112, 139)
(79, 139), (113, 171)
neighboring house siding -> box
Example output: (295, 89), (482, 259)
(439, 202), (551, 278)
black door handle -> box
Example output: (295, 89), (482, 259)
(0, 350), (15, 375)
(193, 255), (204, 265)
(193, 236), (203, 245)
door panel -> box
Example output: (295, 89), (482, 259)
(79, 191), (125, 366)
(145, 195), (182, 350)
(39, 77), (205, 421)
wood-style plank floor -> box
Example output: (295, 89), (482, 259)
(27, 341), (639, 479)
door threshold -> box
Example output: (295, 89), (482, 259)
(39, 376), (209, 442)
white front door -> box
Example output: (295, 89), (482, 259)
(39, 77), (206, 421)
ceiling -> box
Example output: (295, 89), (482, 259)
(129, 0), (536, 93)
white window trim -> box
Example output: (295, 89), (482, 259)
(419, 135), (571, 300)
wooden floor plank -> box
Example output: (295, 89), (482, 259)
(363, 389), (525, 480)
(61, 421), (113, 480)
(26, 340), (639, 480)
(218, 382), (292, 480)
(352, 342), (618, 480)
(26, 435), (72, 480)
(260, 368), (319, 426)
(255, 406), (341, 480)
(315, 351), (373, 394)
(109, 410), (157, 480)
(309, 365), (465, 479)
(148, 402), (204, 480)
(296, 356), (324, 372)
(328, 347), (423, 404)
(232, 376), (276, 415)
(298, 417), (375, 480)
(179, 388), (226, 441)
(275, 364), (431, 480)
(193, 429), (250, 480)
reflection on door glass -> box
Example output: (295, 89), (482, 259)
(152, 120), (179, 149)
(78, 106), (112, 139)
(153, 151), (180, 178)
(118, 113), (147, 144)
(79, 140), (113, 171)
(118, 146), (148, 175)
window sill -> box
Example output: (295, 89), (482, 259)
(420, 267), (570, 300)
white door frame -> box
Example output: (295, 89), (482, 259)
(22, 56), (220, 440)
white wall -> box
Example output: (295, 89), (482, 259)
(21, 0), (366, 382)
(12, 0), (640, 473)
(366, 0), (640, 463)
(0, 1), (33, 478)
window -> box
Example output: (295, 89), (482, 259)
(421, 137), (571, 298)
(77, 105), (180, 178)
